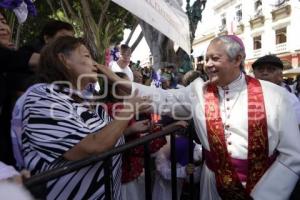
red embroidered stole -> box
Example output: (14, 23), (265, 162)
(204, 75), (269, 199)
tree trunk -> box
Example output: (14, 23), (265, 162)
(125, 21), (138, 45)
(139, 0), (206, 71)
(130, 31), (143, 52)
(80, 0), (100, 61)
(139, 20), (176, 70)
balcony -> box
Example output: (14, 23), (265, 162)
(213, 0), (232, 10)
(253, 49), (262, 58)
(275, 43), (287, 53)
(250, 15), (265, 29)
(271, 3), (291, 21)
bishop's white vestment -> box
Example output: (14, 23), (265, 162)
(132, 74), (300, 200)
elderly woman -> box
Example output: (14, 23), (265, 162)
(18, 36), (149, 199)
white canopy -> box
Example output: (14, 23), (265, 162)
(112, 0), (191, 54)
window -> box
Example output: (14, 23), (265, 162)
(221, 13), (226, 26)
(219, 13), (226, 31)
(274, 0), (286, 7)
(255, 0), (262, 10)
(236, 5), (242, 22)
(254, 0), (262, 16)
(253, 35), (262, 50)
(276, 27), (287, 44)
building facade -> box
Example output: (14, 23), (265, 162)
(193, 0), (300, 73)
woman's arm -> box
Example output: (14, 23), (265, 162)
(23, 87), (151, 163)
(63, 109), (133, 160)
(64, 91), (152, 161)
(123, 119), (150, 136)
(96, 63), (132, 93)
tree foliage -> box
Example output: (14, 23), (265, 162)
(10, 0), (206, 70)
(15, 0), (136, 63)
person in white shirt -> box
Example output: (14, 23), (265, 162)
(252, 54), (300, 125)
(109, 44), (134, 81)
(98, 35), (300, 200)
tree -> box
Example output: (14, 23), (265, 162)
(139, 0), (206, 71)
(15, 0), (137, 64)
(5, 1), (54, 46)
(13, 0), (205, 69)
(139, 19), (177, 70)
(58, 0), (136, 63)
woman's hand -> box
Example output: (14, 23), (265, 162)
(96, 63), (122, 83)
(96, 63), (132, 94)
(125, 119), (151, 135)
(185, 163), (195, 175)
(123, 90), (152, 116)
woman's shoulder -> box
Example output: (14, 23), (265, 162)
(24, 83), (50, 100)
(26, 83), (74, 99)
(23, 83), (70, 106)
(14, 84), (50, 119)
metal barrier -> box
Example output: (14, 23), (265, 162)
(24, 124), (196, 200)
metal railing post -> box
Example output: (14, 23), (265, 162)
(144, 142), (152, 200)
(170, 133), (177, 200)
(188, 123), (195, 200)
(104, 158), (112, 200)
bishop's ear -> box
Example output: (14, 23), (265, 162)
(235, 54), (243, 66)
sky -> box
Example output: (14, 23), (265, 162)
(122, 26), (150, 63)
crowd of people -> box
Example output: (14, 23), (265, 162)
(1, 6), (300, 200)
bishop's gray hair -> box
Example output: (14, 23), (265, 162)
(210, 35), (246, 70)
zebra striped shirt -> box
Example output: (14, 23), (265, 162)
(21, 84), (124, 200)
